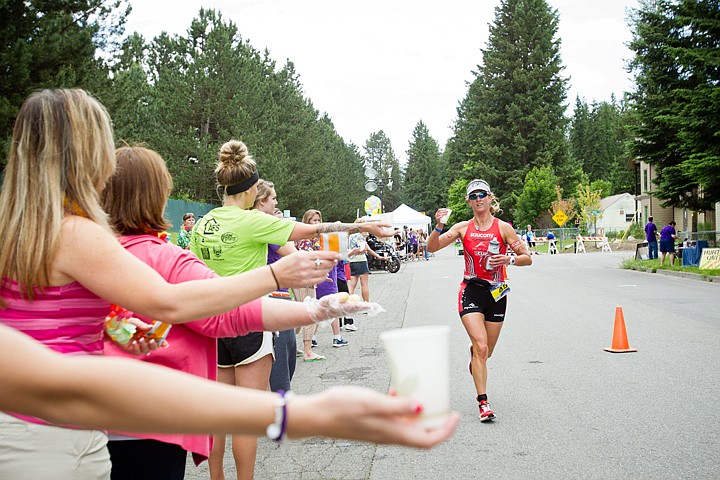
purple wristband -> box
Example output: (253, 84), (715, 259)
(266, 390), (291, 443)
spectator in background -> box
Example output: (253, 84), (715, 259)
(252, 180), (298, 393)
(525, 225), (537, 255)
(420, 229), (430, 260)
(313, 243), (349, 349)
(546, 231), (557, 254)
(403, 225), (411, 257)
(393, 228), (404, 257)
(294, 209), (324, 361)
(347, 219), (387, 328)
(336, 251), (355, 332)
(176, 212), (195, 250)
(408, 229), (419, 261)
(659, 220), (677, 266)
(644, 216), (658, 260)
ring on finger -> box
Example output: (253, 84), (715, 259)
(315, 258), (322, 269)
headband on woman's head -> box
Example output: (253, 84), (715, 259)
(224, 170), (260, 196)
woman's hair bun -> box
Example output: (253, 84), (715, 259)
(219, 140), (250, 166)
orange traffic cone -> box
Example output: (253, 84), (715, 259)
(603, 306), (637, 353)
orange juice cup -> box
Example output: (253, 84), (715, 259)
(320, 232), (349, 261)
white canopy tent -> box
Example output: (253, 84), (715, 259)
(390, 204), (432, 232)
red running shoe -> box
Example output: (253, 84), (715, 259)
(479, 400), (495, 422)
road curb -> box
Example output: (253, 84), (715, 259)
(631, 266), (717, 283)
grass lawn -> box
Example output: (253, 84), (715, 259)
(622, 257), (720, 279)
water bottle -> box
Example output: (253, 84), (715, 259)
(486, 238), (500, 270)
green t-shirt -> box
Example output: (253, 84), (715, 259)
(189, 206), (295, 276)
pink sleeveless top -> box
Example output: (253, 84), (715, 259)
(462, 217), (507, 285)
(0, 279), (109, 356)
(1, 279), (110, 425)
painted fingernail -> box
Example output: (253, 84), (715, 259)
(413, 403), (423, 414)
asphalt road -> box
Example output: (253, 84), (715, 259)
(187, 247), (719, 480)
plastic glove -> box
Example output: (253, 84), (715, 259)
(304, 293), (385, 327)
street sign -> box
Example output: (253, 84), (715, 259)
(590, 209), (601, 214)
(552, 210), (568, 227)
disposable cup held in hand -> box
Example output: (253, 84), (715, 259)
(439, 209), (452, 225)
(380, 326), (450, 429)
(320, 232), (349, 261)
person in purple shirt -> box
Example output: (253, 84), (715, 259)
(409, 230), (419, 261)
(336, 259), (356, 331)
(644, 216), (658, 259)
(314, 254), (349, 347)
(659, 220), (677, 266)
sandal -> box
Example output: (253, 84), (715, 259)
(304, 353), (326, 362)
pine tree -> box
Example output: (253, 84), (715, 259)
(569, 96), (635, 196)
(445, 0), (571, 221)
(569, 97), (592, 174)
(628, 0), (720, 209)
(0, 0), (130, 158)
(109, 8), (366, 217)
(403, 121), (447, 216)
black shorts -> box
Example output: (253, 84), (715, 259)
(217, 332), (271, 367)
(457, 281), (507, 322)
(350, 260), (370, 276)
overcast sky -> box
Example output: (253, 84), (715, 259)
(125, 0), (639, 161)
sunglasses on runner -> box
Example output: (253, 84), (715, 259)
(467, 191), (489, 200)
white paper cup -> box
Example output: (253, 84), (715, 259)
(380, 325), (450, 429)
(439, 209), (452, 225)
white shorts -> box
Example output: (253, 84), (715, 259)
(0, 411), (110, 479)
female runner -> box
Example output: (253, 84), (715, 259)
(426, 179), (532, 421)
